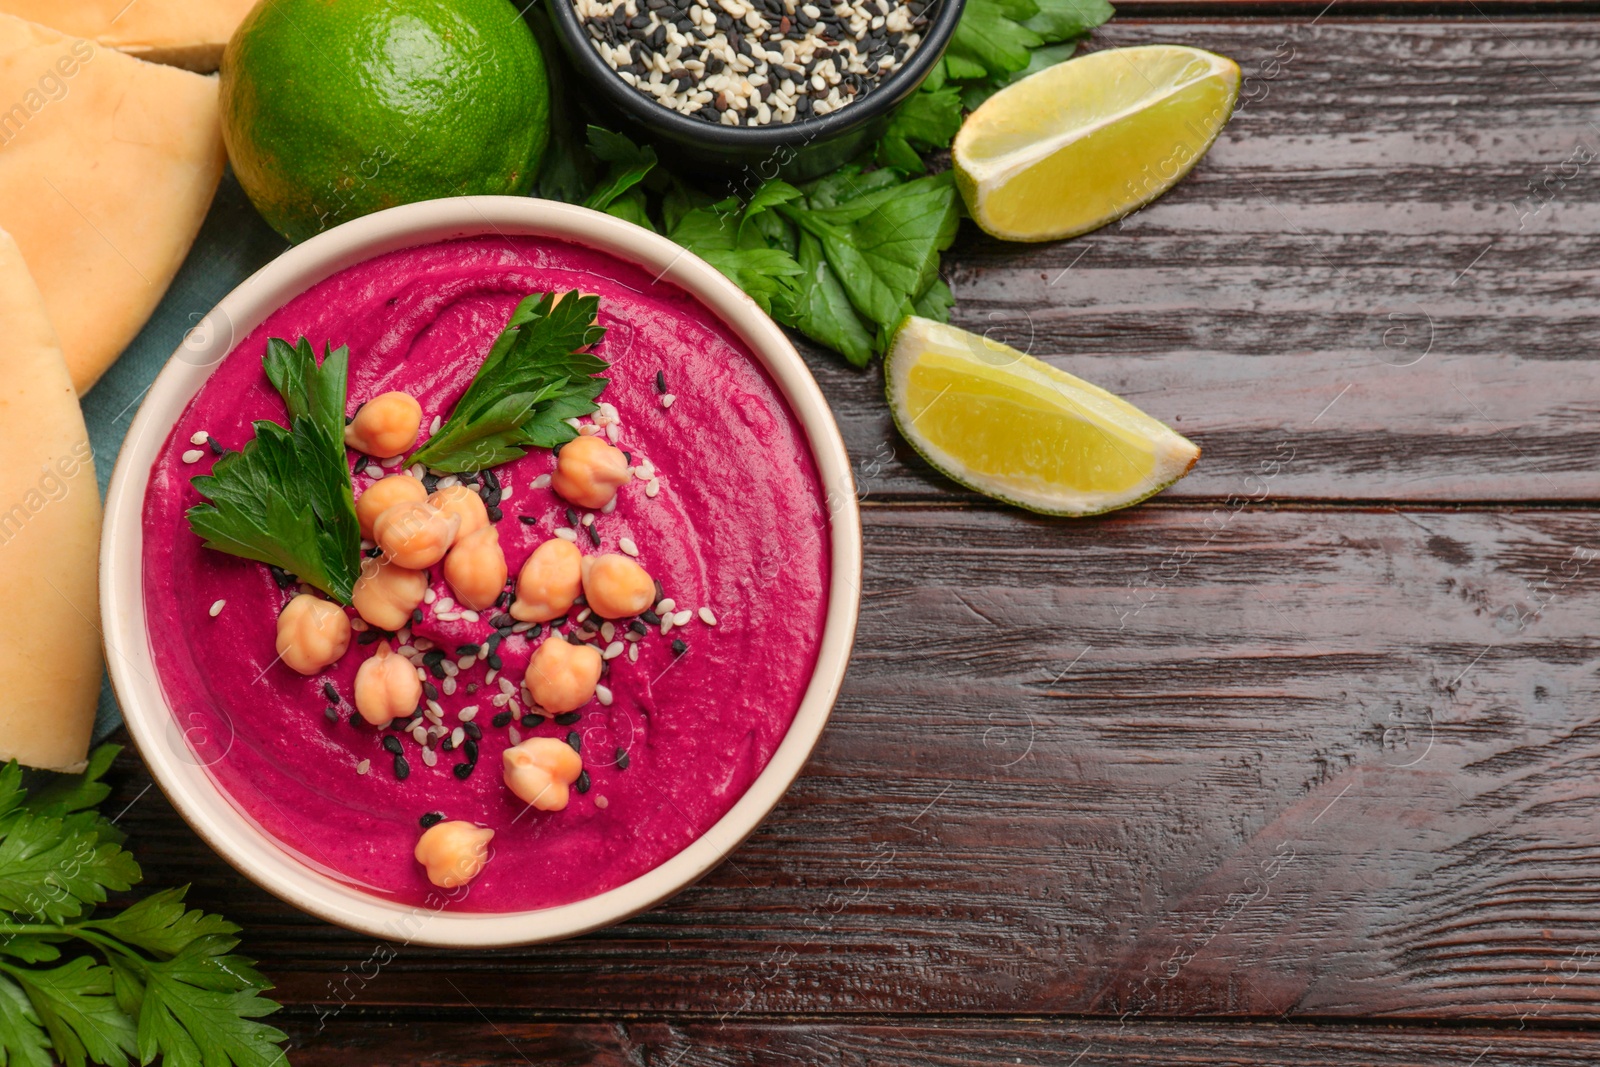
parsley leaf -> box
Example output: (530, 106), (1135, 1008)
(409, 292), (609, 473)
(1023, 0), (1114, 41)
(667, 187), (805, 317)
(877, 85), (965, 171)
(584, 126), (658, 213)
(947, 0), (1044, 77)
(134, 938), (286, 1067)
(791, 230), (876, 366)
(187, 339), (362, 603)
(0, 748), (288, 1067)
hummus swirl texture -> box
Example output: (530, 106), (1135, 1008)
(142, 236), (830, 911)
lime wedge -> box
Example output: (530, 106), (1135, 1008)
(953, 44), (1240, 242)
(885, 317), (1199, 515)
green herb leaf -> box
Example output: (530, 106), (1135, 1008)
(135, 939), (286, 1067)
(7, 959), (137, 1067)
(781, 171), (961, 343)
(18, 746), (118, 822)
(878, 86), (964, 171)
(0, 814), (138, 925)
(0, 975), (50, 1067)
(188, 415), (362, 604)
(947, 0), (1043, 77)
(86, 888), (238, 960)
(583, 126), (658, 212)
(960, 39), (1080, 109)
(913, 276), (957, 322)
(1022, 0), (1114, 41)
(410, 292), (608, 473)
(791, 231), (876, 366)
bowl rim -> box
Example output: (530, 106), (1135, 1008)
(545, 0), (965, 149)
(100, 195), (862, 948)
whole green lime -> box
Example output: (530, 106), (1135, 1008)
(221, 0), (550, 243)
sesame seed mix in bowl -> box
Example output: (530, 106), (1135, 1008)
(576, 0), (929, 125)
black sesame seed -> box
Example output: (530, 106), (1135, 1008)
(464, 739), (479, 764)
(630, 620), (648, 635)
(565, 631), (586, 646)
(420, 811), (444, 828)
(492, 613), (515, 630)
(457, 643), (480, 656)
(463, 722), (482, 741)
(615, 747), (631, 770)
(527, 623), (544, 639)
(492, 711), (513, 728)
(486, 633), (504, 652)
(628, 13), (649, 26)
(488, 506), (504, 522)
(424, 681), (440, 700)
(323, 681), (340, 703)
(358, 629), (381, 645)
(488, 653), (503, 671)
(641, 609), (661, 626)
(269, 564), (294, 588)
(323, 706), (339, 723)
(519, 515), (538, 525)
(348, 711), (363, 728)
(565, 507), (578, 526)
(441, 738), (454, 752)
(575, 770), (591, 794)
(566, 731), (582, 752)
(429, 662), (447, 680)
(552, 441), (564, 457)
(393, 754), (410, 780)
(453, 762), (474, 780)
(207, 436), (225, 455)
(423, 649), (446, 666)
(554, 712), (582, 726)
(412, 607), (424, 624)
(422, 474), (439, 493)
(521, 713), (546, 728)
(587, 524), (601, 546)
(382, 735), (403, 756)
(653, 579), (665, 601)
(483, 468), (501, 491)
(672, 638), (687, 656)
(364, 546), (384, 558)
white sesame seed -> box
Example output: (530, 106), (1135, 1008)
(443, 661), (458, 678)
(456, 655), (476, 670)
(435, 598), (454, 613)
(596, 684), (613, 706)
(499, 677), (517, 696)
(606, 423), (621, 442)
(602, 497), (618, 514)
(451, 726), (466, 748)
(646, 478), (661, 498)
(429, 415), (442, 435)
(421, 746), (438, 767)
(357, 759), (371, 775)
(437, 612), (462, 622)
(416, 666), (428, 681)
(428, 700), (445, 718)
(620, 537), (639, 557)
(437, 474), (460, 490)
(660, 393), (677, 408)
(442, 676), (457, 695)
(582, 513), (595, 527)
(492, 693), (510, 707)
(410, 463), (426, 479)
(364, 464), (383, 478)
(423, 588), (437, 604)
(181, 449), (204, 464)
(381, 453), (404, 467)
(577, 607), (592, 623)
(412, 724), (428, 746)
(661, 615), (674, 636)
(628, 643), (639, 663)
(485, 668), (497, 684)
(461, 610), (480, 623)
(189, 430), (209, 445)
(602, 621), (616, 641)
(508, 725), (522, 745)
(596, 794), (610, 809)
(604, 641), (625, 659)
(351, 617), (368, 632)
(208, 599), (226, 617)
(699, 607), (718, 626)
(533, 474), (552, 489)
(512, 621), (534, 634)
(555, 527), (578, 541)
(500, 485), (513, 502)
(673, 609), (692, 626)
(656, 597), (677, 613)
(414, 637), (434, 651)
(459, 706), (478, 722)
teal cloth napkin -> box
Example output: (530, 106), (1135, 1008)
(83, 171), (288, 741)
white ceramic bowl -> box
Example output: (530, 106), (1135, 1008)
(101, 196), (861, 947)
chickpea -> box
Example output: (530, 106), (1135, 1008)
(274, 593), (351, 675)
(353, 640), (422, 727)
(523, 636), (602, 714)
(550, 434), (631, 510)
(351, 558), (427, 632)
(510, 538), (583, 623)
(344, 391), (422, 458)
(414, 820), (493, 889)
(581, 553), (655, 619)
(373, 500), (459, 570)
(356, 474), (427, 540)
(443, 526), (507, 611)
(428, 485), (489, 544)
(502, 737), (584, 812)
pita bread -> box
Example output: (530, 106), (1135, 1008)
(0, 226), (101, 772)
(0, 13), (224, 393)
(0, 0), (256, 71)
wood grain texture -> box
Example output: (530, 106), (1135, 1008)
(813, 20), (1600, 503)
(106, 504), (1600, 1021)
(271, 1017), (1600, 1066)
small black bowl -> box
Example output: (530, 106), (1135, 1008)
(546, 0), (965, 182)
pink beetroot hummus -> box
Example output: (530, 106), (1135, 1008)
(141, 236), (831, 912)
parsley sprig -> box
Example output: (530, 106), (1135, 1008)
(0, 745), (289, 1067)
(186, 338), (363, 604)
(408, 292), (609, 474)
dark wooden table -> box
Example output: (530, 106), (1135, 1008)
(99, 7), (1600, 1063)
